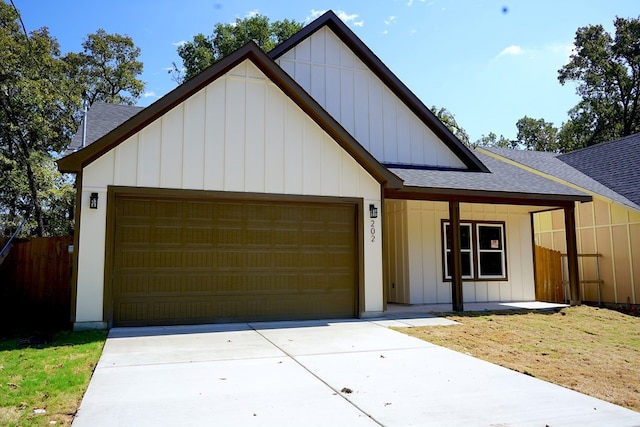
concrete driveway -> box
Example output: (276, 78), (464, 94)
(73, 317), (640, 426)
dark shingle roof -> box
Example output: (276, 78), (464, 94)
(64, 102), (144, 156)
(389, 151), (590, 201)
(482, 146), (640, 210)
(558, 133), (640, 207)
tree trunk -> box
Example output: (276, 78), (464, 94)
(17, 139), (45, 237)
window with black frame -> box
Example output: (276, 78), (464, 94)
(442, 221), (506, 280)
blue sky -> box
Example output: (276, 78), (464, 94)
(12, 0), (639, 142)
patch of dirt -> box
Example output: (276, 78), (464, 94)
(397, 305), (640, 412)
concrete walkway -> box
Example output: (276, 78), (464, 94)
(73, 311), (640, 426)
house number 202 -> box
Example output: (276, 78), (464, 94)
(370, 219), (376, 242)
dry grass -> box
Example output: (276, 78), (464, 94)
(397, 305), (640, 411)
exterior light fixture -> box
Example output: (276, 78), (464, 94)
(369, 204), (378, 219)
(89, 193), (99, 209)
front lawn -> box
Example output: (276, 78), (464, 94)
(0, 330), (107, 426)
(398, 305), (640, 411)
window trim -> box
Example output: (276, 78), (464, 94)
(442, 222), (474, 280)
(441, 220), (508, 282)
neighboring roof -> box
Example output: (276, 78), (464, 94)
(64, 102), (143, 157)
(558, 133), (640, 207)
(57, 42), (403, 189)
(386, 151), (591, 205)
(269, 10), (489, 173)
(480, 146), (640, 210)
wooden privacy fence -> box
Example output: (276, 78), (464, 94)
(534, 245), (563, 303)
(0, 236), (73, 330)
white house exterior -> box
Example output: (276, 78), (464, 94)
(59, 11), (589, 329)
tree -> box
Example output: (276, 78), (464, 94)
(0, 2), (79, 236)
(558, 16), (640, 146)
(515, 117), (559, 152)
(0, 3), (145, 237)
(430, 105), (470, 146)
(474, 132), (517, 149)
(173, 14), (303, 82)
(64, 29), (144, 106)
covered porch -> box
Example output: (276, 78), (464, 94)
(382, 152), (592, 312)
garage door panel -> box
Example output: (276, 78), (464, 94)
(112, 195), (358, 326)
(115, 290), (355, 327)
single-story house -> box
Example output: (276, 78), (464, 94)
(480, 137), (640, 306)
(58, 10), (590, 329)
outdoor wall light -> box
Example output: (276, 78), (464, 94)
(89, 193), (99, 209)
(369, 204), (378, 219)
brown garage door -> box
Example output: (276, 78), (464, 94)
(110, 194), (358, 326)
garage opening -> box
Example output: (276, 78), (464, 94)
(109, 192), (359, 326)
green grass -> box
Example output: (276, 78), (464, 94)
(0, 330), (107, 426)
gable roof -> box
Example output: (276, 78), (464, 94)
(386, 150), (591, 205)
(269, 10), (489, 173)
(558, 133), (640, 207)
(479, 146), (639, 210)
(57, 41), (403, 189)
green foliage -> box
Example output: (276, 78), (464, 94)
(0, 3), (144, 237)
(558, 16), (640, 146)
(173, 14), (303, 82)
(0, 3), (79, 236)
(474, 132), (517, 149)
(515, 116), (559, 152)
(64, 29), (144, 106)
(430, 105), (470, 146)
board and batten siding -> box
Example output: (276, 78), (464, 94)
(385, 200), (537, 304)
(275, 27), (466, 169)
(75, 59), (383, 325)
(534, 198), (640, 305)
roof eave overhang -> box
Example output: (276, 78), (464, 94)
(385, 186), (592, 207)
(56, 41), (403, 189)
(270, 10), (489, 173)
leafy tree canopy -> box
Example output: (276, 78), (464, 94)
(515, 116), (559, 152)
(430, 105), (470, 146)
(558, 16), (640, 146)
(0, 2), (144, 237)
(474, 132), (516, 149)
(64, 29), (145, 106)
(173, 14), (303, 82)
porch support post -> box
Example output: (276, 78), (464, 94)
(449, 201), (463, 311)
(564, 203), (581, 306)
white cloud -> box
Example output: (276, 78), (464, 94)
(407, 0), (414, 6)
(245, 9), (259, 18)
(498, 45), (523, 57)
(143, 91), (159, 99)
(308, 9), (363, 26)
(172, 41), (187, 47)
(385, 16), (397, 25)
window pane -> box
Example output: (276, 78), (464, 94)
(460, 225), (471, 250)
(478, 225), (502, 250)
(479, 252), (504, 276)
(445, 223), (471, 250)
(446, 252), (472, 278)
(445, 224), (451, 249)
(461, 252), (472, 276)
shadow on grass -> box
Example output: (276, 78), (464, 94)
(0, 328), (107, 352)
